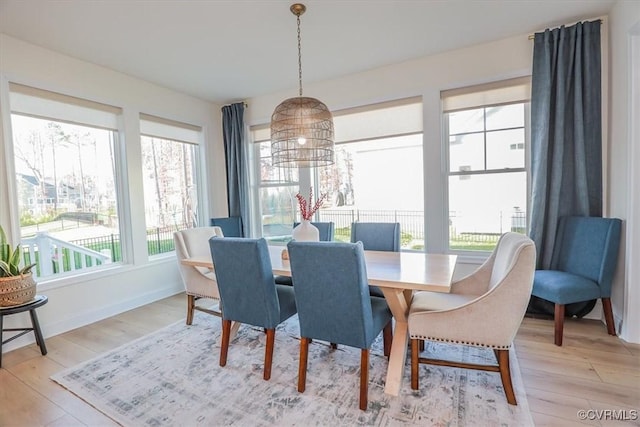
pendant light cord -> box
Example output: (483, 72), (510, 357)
(297, 14), (303, 97)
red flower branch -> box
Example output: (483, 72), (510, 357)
(296, 187), (326, 221)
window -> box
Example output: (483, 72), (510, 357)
(9, 83), (122, 278)
(140, 114), (201, 256)
(443, 77), (530, 251)
(251, 125), (299, 242)
(251, 97), (424, 249)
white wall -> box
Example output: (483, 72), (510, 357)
(247, 21), (638, 343)
(609, 0), (640, 343)
(0, 34), (226, 351)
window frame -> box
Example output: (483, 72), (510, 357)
(139, 114), (204, 258)
(442, 92), (531, 258)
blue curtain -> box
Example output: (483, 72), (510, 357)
(529, 20), (602, 270)
(222, 103), (250, 237)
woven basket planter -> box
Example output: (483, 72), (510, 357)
(0, 273), (36, 307)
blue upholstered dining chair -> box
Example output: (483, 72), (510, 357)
(208, 237), (297, 380)
(275, 221), (335, 286)
(532, 216), (622, 346)
(287, 241), (393, 411)
(350, 222), (401, 298)
(210, 216), (243, 237)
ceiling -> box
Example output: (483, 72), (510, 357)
(0, 0), (616, 104)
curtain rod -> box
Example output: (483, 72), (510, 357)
(528, 18), (603, 40)
(223, 102), (248, 108)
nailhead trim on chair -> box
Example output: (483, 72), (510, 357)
(189, 292), (219, 300)
(409, 334), (511, 349)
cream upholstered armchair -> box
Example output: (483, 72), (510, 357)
(408, 232), (536, 405)
(174, 226), (225, 325)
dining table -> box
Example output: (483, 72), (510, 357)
(181, 244), (457, 397)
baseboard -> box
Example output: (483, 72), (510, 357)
(1, 285), (183, 354)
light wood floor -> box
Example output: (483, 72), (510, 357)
(1, 293), (638, 426)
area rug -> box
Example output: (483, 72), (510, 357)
(51, 315), (533, 426)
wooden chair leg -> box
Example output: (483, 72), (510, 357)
(496, 349), (516, 405)
(602, 297), (616, 336)
(186, 294), (195, 325)
(411, 338), (419, 390)
(359, 349), (369, 411)
(383, 321), (393, 357)
(264, 328), (275, 380)
(330, 343), (338, 349)
(554, 303), (565, 346)
(419, 339), (425, 352)
(220, 319), (231, 367)
(298, 337), (310, 393)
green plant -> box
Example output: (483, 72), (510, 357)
(0, 225), (35, 277)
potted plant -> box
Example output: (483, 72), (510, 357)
(0, 225), (36, 307)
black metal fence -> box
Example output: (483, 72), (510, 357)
(67, 224), (188, 261)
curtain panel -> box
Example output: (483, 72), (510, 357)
(529, 20), (602, 270)
(222, 103), (250, 237)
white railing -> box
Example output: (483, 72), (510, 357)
(21, 232), (111, 278)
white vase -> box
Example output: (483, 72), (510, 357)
(292, 220), (320, 242)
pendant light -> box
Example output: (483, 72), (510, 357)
(271, 3), (335, 168)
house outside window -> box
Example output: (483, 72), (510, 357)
(442, 77), (531, 252)
(9, 83), (122, 278)
(140, 114), (202, 256)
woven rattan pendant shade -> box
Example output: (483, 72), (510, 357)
(270, 3), (334, 168)
(271, 96), (334, 167)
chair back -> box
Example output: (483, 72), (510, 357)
(550, 216), (621, 297)
(287, 241), (379, 349)
(485, 232), (537, 341)
(208, 237), (282, 328)
(350, 222), (400, 252)
(210, 216), (243, 237)
(293, 221), (335, 241)
(174, 226), (224, 278)
(489, 232), (537, 291)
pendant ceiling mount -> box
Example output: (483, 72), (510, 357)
(270, 3), (335, 168)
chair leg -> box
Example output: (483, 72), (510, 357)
(496, 349), (517, 405)
(411, 338), (419, 390)
(419, 339), (425, 352)
(298, 337), (310, 393)
(359, 349), (369, 411)
(186, 294), (195, 325)
(554, 303), (565, 346)
(330, 343), (338, 349)
(28, 308), (47, 355)
(602, 297), (616, 336)
(220, 319), (231, 367)
(264, 328), (275, 380)
(383, 321), (393, 358)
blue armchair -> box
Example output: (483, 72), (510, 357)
(350, 222), (401, 298)
(208, 237), (297, 380)
(275, 221), (335, 286)
(532, 216), (622, 346)
(210, 216), (243, 237)
(287, 241), (393, 411)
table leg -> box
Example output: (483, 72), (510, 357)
(380, 287), (412, 396)
(229, 321), (241, 341)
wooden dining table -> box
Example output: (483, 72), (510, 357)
(181, 245), (457, 397)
